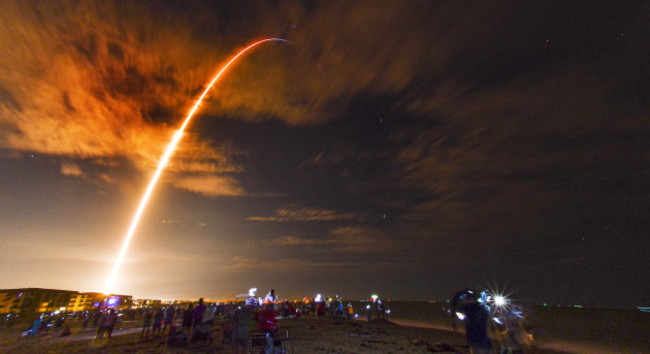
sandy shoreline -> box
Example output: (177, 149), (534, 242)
(0, 316), (492, 353)
(3, 314), (641, 353)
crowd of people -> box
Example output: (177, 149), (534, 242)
(15, 288), (386, 351)
(8, 287), (536, 353)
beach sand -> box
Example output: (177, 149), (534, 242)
(0, 316), (489, 353)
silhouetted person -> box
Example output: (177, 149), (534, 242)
(60, 326), (71, 337)
(140, 309), (153, 339)
(182, 304), (193, 337)
(375, 299), (384, 320)
(106, 309), (118, 338)
(265, 289), (277, 303)
(317, 300), (325, 317)
(232, 301), (254, 353)
(193, 298), (206, 326)
(164, 304), (175, 334)
(203, 304), (215, 325)
(96, 311), (109, 339)
(153, 308), (164, 336)
(453, 291), (492, 354)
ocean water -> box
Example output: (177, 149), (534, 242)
(348, 301), (650, 353)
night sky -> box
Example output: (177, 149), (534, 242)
(0, 1), (648, 307)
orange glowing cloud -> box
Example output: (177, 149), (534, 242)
(247, 206), (360, 222)
(170, 175), (247, 197)
(0, 1), (500, 200)
(60, 163), (83, 177)
(0, 2), (245, 196)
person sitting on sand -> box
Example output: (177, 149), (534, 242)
(167, 323), (187, 347)
(60, 326), (71, 337)
(258, 302), (278, 334)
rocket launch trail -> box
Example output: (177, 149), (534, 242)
(105, 38), (290, 294)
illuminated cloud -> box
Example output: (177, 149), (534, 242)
(60, 163), (83, 177)
(0, 1), (508, 202)
(216, 255), (366, 272)
(262, 226), (403, 254)
(170, 175), (246, 197)
(247, 206), (360, 222)
(0, 2), (243, 196)
(262, 235), (321, 246)
(329, 226), (403, 253)
(98, 173), (117, 184)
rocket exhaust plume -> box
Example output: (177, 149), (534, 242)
(105, 38), (290, 294)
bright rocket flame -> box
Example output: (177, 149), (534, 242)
(105, 38), (289, 294)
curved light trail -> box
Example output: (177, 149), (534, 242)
(105, 38), (289, 294)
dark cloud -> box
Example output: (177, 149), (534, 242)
(247, 206), (361, 222)
(0, 0), (647, 304)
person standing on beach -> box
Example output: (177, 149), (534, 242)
(317, 299), (325, 317)
(347, 303), (354, 322)
(153, 307), (164, 337)
(264, 289), (277, 304)
(232, 302), (254, 353)
(193, 298), (206, 326)
(140, 309), (153, 339)
(375, 299), (384, 320)
(105, 309), (118, 339)
(203, 304), (215, 326)
(164, 304), (175, 335)
(336, 298), (344, 321)
(95, 310), (109, 339)
(182, 304), (194, 337)
(462, 295), (492, 354)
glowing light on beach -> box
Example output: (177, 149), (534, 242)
(494, 295), (507, 307)
(105, 38), (289, 294)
